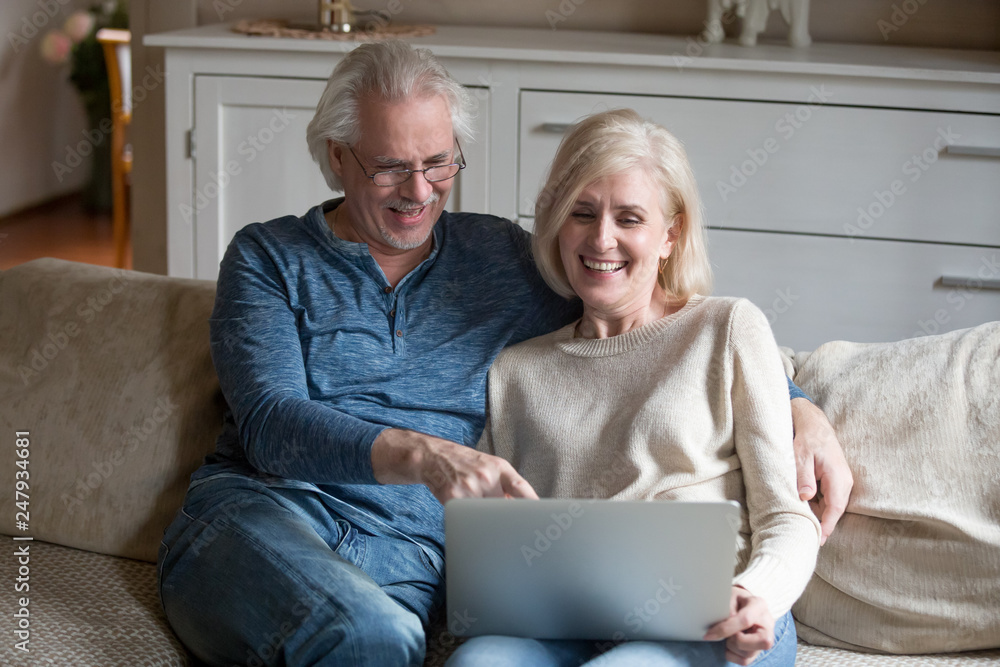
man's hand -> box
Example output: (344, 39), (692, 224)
(370, 428), (538, 504)
(703, 586), (774, 665)
(790, 398), (853, 545)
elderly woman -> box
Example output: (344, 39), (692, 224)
(446, 109), (821, 667)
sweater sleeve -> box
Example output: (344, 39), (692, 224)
(209, 228), (388, 484)
(727, 300), (821, 618)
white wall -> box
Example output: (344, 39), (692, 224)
(0, 0), (94, 217)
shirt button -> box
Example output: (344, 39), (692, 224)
(383, 286), (392, 294)
(396, 329), (403, 337)
(390, 309), (396, 317)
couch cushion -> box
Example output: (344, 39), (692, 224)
(795, 644), (1000, 666)
(791, 322), (1000, 653)
(0, 540), (191, 666)
(0, 259), (224, 563)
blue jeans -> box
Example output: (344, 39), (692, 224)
(445, 611), (797, 667)
(157, 472), (443, 666)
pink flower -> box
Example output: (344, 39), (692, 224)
(40, 30), (72, 65)
(63, 10), (95, 43)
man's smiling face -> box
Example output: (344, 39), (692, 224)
(329, 94), (458, 255)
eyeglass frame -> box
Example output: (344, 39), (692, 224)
(347, 140), (466, 187)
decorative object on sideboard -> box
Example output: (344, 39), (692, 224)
(318, 0), (355, 33)
(702, 0), (811, 48)
(233, 18), (434, 41)
(279, 0), (418, 36)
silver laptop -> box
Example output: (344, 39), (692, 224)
(445, 498), (740, 642)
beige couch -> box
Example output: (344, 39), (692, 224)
(1, 258), (998, 666)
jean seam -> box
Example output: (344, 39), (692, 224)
(156, 541), (170, 612)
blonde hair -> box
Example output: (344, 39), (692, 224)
(532, 109), (713, 300)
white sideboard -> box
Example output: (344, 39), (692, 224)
(145, 24), (1000, 350)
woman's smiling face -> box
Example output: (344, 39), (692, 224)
(558, 167), (678, 326)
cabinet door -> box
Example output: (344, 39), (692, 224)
(708, 229), (1000, 351)
(192, 76), (488, 280)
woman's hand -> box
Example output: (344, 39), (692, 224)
(703, 586), (775, 666)
(371, 428), (539, 504)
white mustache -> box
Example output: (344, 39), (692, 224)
(382, 192), (440, 211)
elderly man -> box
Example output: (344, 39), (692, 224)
(158, 41), (851, 666)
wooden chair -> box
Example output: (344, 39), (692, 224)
(96, 28), (132, 268)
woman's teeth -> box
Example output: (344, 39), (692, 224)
(582, 258), (626, 273)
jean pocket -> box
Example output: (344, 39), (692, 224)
(417, 543), (442, 579)
(331, 519), (369, 570)
(332, 519), (353, 553)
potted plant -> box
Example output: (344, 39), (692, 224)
(41, 1), (128, 213)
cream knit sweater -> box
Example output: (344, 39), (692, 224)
(478, 295), (821, 618)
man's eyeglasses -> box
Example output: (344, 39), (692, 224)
(349, 141), (466, 187)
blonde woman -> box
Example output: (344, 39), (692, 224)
(447, 109), (821, 667)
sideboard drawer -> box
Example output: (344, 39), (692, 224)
(520, 91), (1000, 246)
(707, 229), (1000, 350)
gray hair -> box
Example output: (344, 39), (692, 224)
(306, 40), (476, 192)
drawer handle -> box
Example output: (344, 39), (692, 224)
(940, 276), (1000, 290)
(945, 145), (1000, 158)
(540, 122), (572, 134)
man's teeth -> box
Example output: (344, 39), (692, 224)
(582, 258), (626, 272)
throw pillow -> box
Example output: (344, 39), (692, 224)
(791, 321), (1000, 653)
